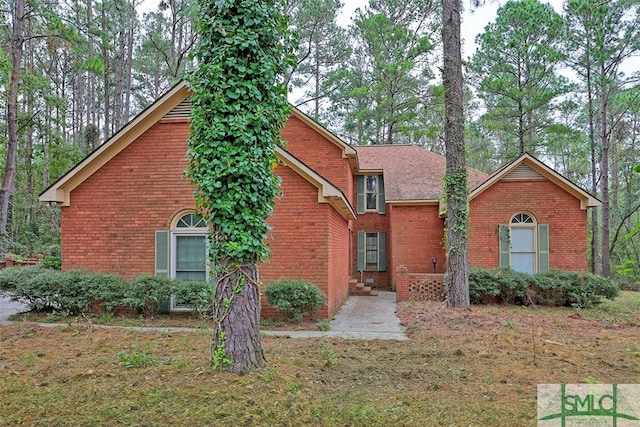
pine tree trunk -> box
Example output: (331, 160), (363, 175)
(211, 262), (266, 374)
(600, 79), (610, 277)
(442, 0), (470, 308)
(0, 0), (25, 260)
(587, 62), (600, 275)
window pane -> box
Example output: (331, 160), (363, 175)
(366, 234), (378, 269)
(366, 176), (377, 210)
(175, 271), (206, 281)
(366, 176), (377, 192)
(366, 193), (377, 210)
(511, 228), (534, 252)
(176, 213), (207, 228)
(511, 213), (533, 224)
(176, 235), (206, 272)
(511, 253), (535, 274)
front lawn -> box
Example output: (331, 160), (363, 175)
(1, 291), (638, 426)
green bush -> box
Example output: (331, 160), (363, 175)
(122, 275), (173, 316)
(171, 280), (214, 317)
(264, 279), (325, 323)
(11, 269), (68, 312)
(40, 256), (62, 270)
(469, 268), (500, 304)
(0, 265), (53, 292)
(532, 270), (619, 308)
(80, 272), (127, 313)
(469, 268), (620, 308)
(10, 270), (126, 315)
(495, 268), (533, 304)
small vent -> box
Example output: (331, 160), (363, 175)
(504, 164), (544, 180)
(164, 99), (192, 119)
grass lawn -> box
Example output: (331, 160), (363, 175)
(1, 291), (638, 426)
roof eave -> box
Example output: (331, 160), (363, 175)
(276, 147), (357, 221)
(289, 107), (356, 161)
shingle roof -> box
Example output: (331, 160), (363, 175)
(354, 145), (488, 202)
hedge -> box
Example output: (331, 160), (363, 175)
(2, 266), (213, 317)
(469, 267), (620, 308)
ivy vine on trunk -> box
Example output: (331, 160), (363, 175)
(187, 0), (295, 373)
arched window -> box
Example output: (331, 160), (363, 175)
(499, 213), (549, 274)
(509, 213), (536, 274)
(174, 213), (207, 229)
(171, 212), (208, 310)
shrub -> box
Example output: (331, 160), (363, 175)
(469, 268), (500, 304)
(9, 269), (126, 315)
(40, 256), (62, 270)
(122, 275), (173, 316)
(0, 265), (53, 292)
(468, 268), (620, 308)
(264, 279), (325, 323)
(495, 269), (534, 305)
(533, 270), (619, 308)
(171, 280), (214, 317)
(80, 272), (127, 313)
(11, 269), (68, 311)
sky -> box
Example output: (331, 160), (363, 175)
(335, 0), (564, 59)
(137, 0), (565, 59)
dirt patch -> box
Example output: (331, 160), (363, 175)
(1, 298), (639, 426)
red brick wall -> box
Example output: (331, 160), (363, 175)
(327, 207), (350, 316)
(390, 205), (446, 272)
(61, 119), (194, 278)
(389, 204), (446, 288)
(469, 178), (589, 271)
(351, 209), (391, 287)
(62, 117), (350, 319)
(281, 116), (353, 199)
(260, 164), (346, 319)
(395, 266), (445, 302)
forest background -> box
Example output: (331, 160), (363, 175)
(0, 0), (638, 282)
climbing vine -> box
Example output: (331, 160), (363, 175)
(443, 171), (470, 251)
(187, 0), (296, 372)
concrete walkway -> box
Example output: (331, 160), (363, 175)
(263, 290), (407, 340)
(0, 291), (407, 340)
(0, 295), (29, 323)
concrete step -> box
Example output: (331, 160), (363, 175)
(349, 283), (380, 296)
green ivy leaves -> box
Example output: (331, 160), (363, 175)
(187, 0), (295, 267)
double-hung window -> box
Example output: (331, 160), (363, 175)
(356, 175), (385, 214)
(357, 231), (387, 272)
(365, 176), (378, 211)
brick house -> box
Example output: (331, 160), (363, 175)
(40, 82), (600, 318)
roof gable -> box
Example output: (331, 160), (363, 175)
(40, 81), (190, 205)
(39, 81), (357, 214)
(470, 153), (601, 210)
